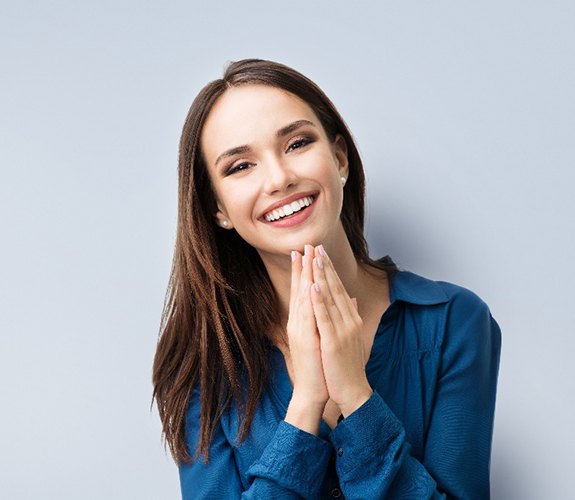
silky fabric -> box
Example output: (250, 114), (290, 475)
(179, 271), (501, 499)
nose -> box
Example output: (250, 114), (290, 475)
(262, 154), (296, 195)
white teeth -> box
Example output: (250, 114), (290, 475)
(264, 196), (315, 222)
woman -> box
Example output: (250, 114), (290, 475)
(152, 59), (501, 499)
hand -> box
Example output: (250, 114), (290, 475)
(284, 245), (329, 434)
(311, 245), (373, 417)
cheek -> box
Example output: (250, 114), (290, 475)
(219, 186), (258, 223)
(318, 160), (342, 187)
(295, 151), (337, 179)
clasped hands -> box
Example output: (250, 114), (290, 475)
(284, 244), (373, 435)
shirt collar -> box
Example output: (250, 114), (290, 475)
(389, 271), (450, 306)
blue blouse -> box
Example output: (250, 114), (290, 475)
(179, 271), (501, 499)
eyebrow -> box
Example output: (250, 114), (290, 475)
(214, 119), (316, 167)
(215, 145), (251, 167)
(276, 119), (316, 138)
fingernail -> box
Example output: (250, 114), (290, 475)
(314, 282), (320, 292)
(291, 250), (296, 262)
(302, 256), (307, 267)
(319, 245), (328, 259)
(316, 256), (323, 269)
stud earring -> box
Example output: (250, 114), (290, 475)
(340, 176), (347, 186)
(221, 220), (228, 228)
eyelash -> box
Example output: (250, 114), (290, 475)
(287, 136), (314, 152)
(224, 136), (315, 176)
(225, 161), (254, 176)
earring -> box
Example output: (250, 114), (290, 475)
(221, 220), (228, 228)
(340, 176), (347, 186)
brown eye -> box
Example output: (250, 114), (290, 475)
(225, 162), (254, 176)
(287, 137), (313, 153)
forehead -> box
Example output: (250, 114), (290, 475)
(201, 84), (322, 162)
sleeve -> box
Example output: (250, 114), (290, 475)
(329, 290), (501, 499)
(179, 387), (333, 499)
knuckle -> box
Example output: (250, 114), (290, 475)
(323, 340), (342, 357)
(319, 309), (330, 322)
(332, 281), (344, 295)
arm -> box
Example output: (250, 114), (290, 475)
(179, 386), (332, 499)
(327, 290), (501, 499)
(329, 392), (443, 498)
(420, 289), (501, 497)
(180, 246), (334, 499)
(310, 249), (501, 498)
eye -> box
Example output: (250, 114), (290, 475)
(225, 161), (254, 176)
(286, 136), (314, 153)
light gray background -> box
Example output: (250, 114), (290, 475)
(1, 1), (573, 499)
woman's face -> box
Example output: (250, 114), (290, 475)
(200, 84), (349, 259)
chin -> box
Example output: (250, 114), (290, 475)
(279, 234), (328, 255)
(249, 218), (341, 257)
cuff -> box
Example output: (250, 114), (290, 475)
(247, 420), (332, 498)
(329, 391), (404, 478)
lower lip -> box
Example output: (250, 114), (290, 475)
(262, 198), (317, 228)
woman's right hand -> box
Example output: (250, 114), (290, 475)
(284, 244), (329, 435)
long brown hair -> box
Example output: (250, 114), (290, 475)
(152, 59), (396, 464)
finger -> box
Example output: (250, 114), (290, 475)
(310, 281), (337, 338)
(316, 246), (355, 317)
(289, 250), (303, 308)
(296, 245), (315, 321)
(301, 244), (314, 290)
(351, 297), (358, 310)
(287, 249), (317, 348)
(312, 254), (342, 326)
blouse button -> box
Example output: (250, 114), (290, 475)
(337, 447), (343, 457)
(331, 487), (342, 497)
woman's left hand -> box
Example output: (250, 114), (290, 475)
(310, 246), (373, 418)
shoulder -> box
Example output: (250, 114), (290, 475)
(388, 271), (500, 351)
(390, 270), (491, 317)
(393, 273), (503, 396)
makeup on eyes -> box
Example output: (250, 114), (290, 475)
(286, 135), (315, 153)
(224, 160), (254, 176)
(222, 133), (316, 177)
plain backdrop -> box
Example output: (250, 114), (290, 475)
(1, 1), (573, 499)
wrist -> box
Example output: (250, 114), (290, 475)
(285, 393), (325, 435)
(338, 386), (373, 418)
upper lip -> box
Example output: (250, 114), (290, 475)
(259, 191), (318, 219)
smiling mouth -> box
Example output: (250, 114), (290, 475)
(263, 195), (316, 222)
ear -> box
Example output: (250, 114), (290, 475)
(333, 134), (349, 180)
(214, 204), (234, 230)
